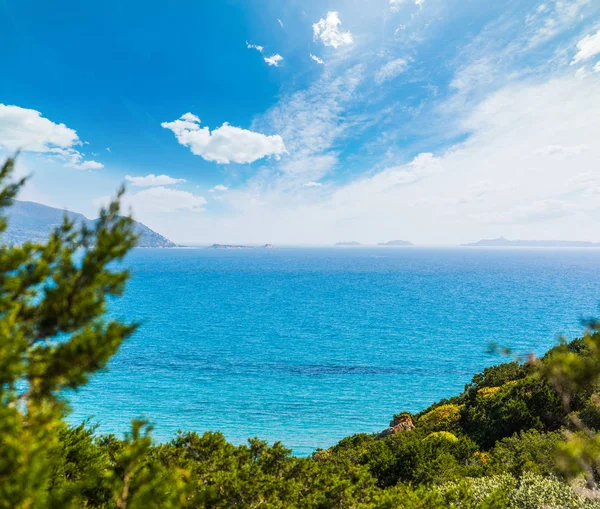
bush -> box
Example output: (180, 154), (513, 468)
(418, 404), (463, 434)
(486, 429), (564, 477)
(461, 377), (565, 448)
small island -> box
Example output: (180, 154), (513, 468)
(207, 244), (274, 249)
(335, 241), (362, 246)
(463, 237), (600, 248)
(377, 240), (414, 247)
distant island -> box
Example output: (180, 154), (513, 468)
(208, 244), (274, 249)
(377, 240), (414, 247)
(335, 241), (362, 246)
(4, 200), (176, 248)
(463, 236), (600, 248)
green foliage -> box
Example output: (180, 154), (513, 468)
(461, 376), (565, 448)
(485, 429), (564, 477)
(537, 330), (600, 490)
(467, 362), (527, 391)
(418, 404), (463, 434)
(580, 394), (600, 430)
(0, 156), (141, 508)
(425, 431), (460, 443)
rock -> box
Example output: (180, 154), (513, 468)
(376, 413), (415, 439)
(389, 413), (415, 429)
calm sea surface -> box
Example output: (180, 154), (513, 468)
(68, 247), (600, 455)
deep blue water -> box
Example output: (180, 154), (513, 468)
(68, 247), (600, 455)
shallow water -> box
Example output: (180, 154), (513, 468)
(68, 247), (600, 455)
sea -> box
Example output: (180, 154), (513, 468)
(68, 247), (600, 456)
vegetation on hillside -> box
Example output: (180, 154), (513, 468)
(0, 155), (599, 508)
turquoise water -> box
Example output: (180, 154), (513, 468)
(68, 248), (600, 455)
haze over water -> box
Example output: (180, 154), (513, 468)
(69, 247), (600, 456)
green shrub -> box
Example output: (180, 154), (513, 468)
(486, 429), (564, 477)
(418, 404), (463, 433)
(461, 377), (565, 448)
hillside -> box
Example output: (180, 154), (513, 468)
(378, 240), (414, 247)
(335, 241), (362, 246)
(28, 332), (600, 508)
(464, 237), (600, 248)
(4, 200), (176, 248)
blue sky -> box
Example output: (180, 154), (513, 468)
(1, 0), (599, 244)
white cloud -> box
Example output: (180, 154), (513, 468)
(0, 104), (79, 152)
(278, 19), (283, 28)
(247, 42), (283, 67)
(572, 29), (600, 64)
(390, 0), (423, 11)
(70, 160), (104, 170)
(246, 42), (264, 53)
(161, 113), (286, 164)
(313, 12), (353, 48)
(130, 187), (206, 213)
(209, 184), (229, 193)
(375, 58), (409, 84)
(595, 61), (600, 72)
(126, 174), (187, 187)
(264, 54), (283, 67)
(106, 147), (111, 152)
(303, 181), (323, 187)
(535, 144), (589, 157)
(310, 54), (325, 65)
(96, 187), (207, 214)
(0, 104), (103, 170)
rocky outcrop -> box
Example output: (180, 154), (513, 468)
(376, 413), (415, 439)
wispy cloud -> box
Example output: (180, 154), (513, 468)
(246, 42), (264, 53)
(375, 58), (409, 84)
(126, 174), (187, 187)
(310, 54), (325, 65)
(390, 0), (423, 11)
(254, 64), (363, 182)
(96, 187), (207, 214)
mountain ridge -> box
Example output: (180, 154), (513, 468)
(377, 240), (414, 247)
(463, 236), (600, 247)
(3, 200), (176, 248)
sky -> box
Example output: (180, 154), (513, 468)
(0, 0), (599, 245)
